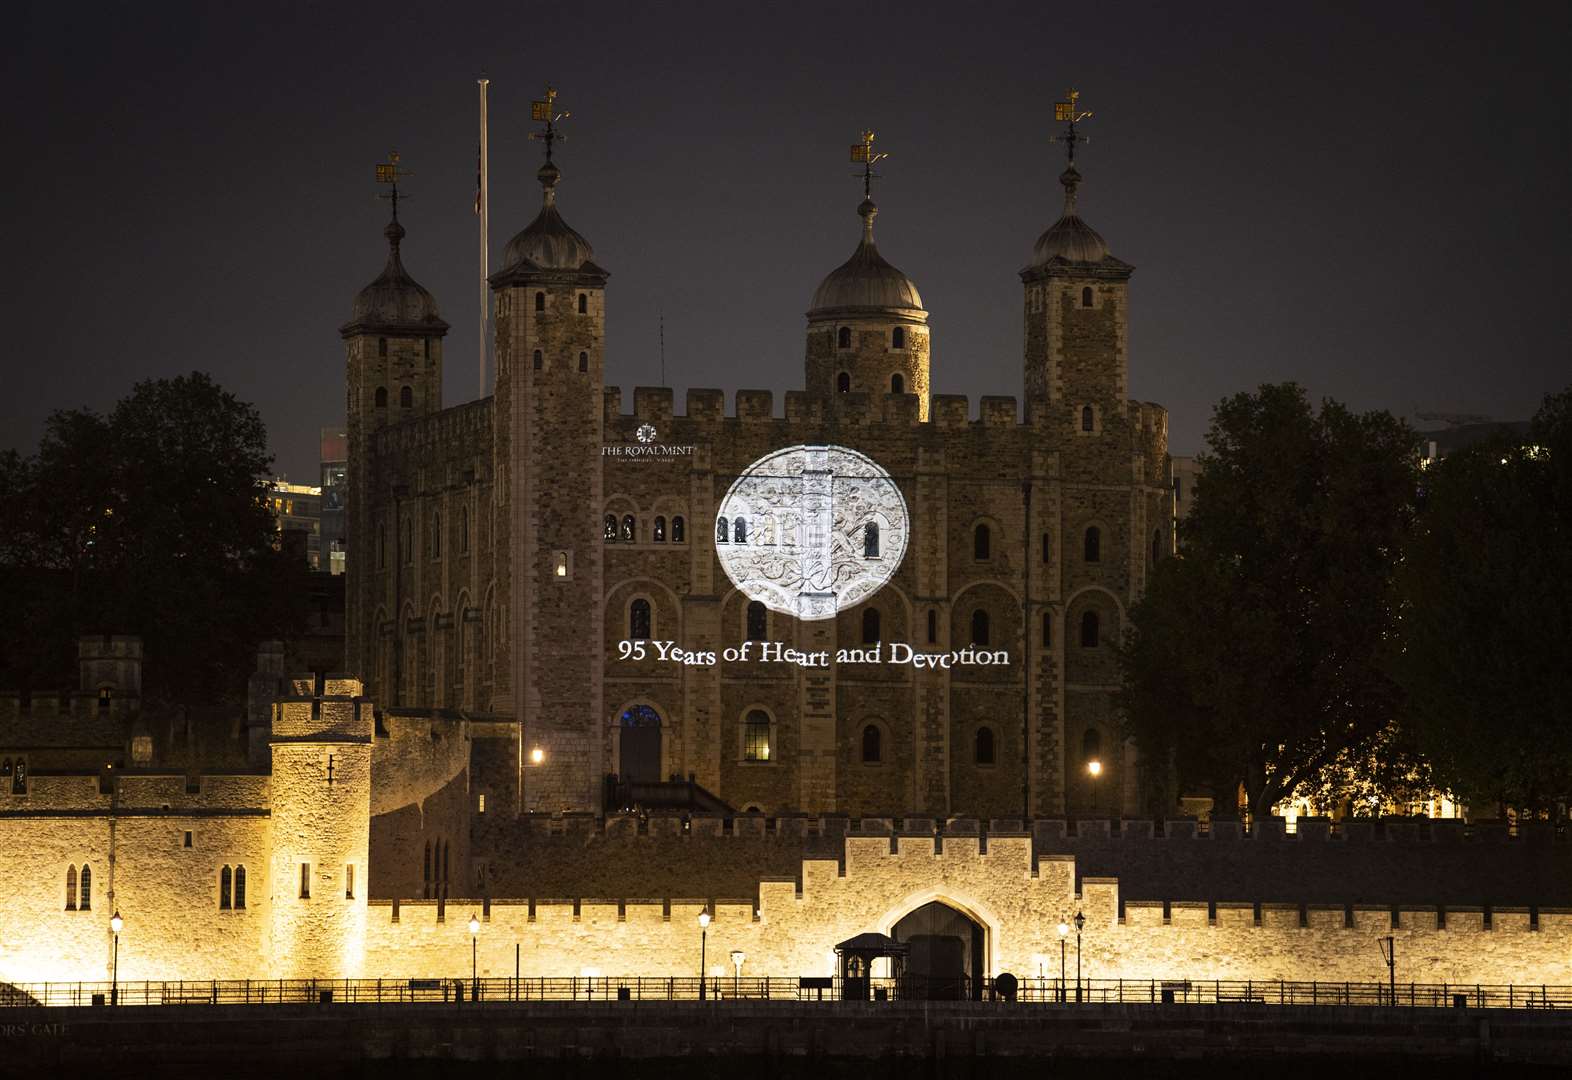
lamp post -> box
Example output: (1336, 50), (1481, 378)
(469, 914), (480, 1000)
(109, 910), (123, 1006)
(1087, 759), (1103, 814)
(730, 950), (745, 999)
(1073, 910), (1085, 1003)
(698, 911), (711, 1000)
(1056, 919), (1070, 1003)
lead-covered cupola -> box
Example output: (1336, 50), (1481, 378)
(803, 131), (931, 418)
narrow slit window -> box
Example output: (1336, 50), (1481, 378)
(671, 516), (685, 542)
(1080, 610), (1100, 648)
(578, 293), (587, 314)
(974, 523), (991, 561)
(975, 727), (996, 766)
(837, 327), (851, 349)
(378, 337), (388, 356)
(862, 608), (881, 645)
(1084, 526), (1101, 563)
(535, 292), (545, 311)
(1081, 286), (1094, 307)
(861, 724), (882, 763)
(345, 864), (355, 900)
(746, 600), (767, 642)
(926, 609), (937, 644)
(299, 862), (311, 899)
(1043, 611), (1053, 647)
(971, 609), (990, 647)
(80, 865), (91, 910)
(716, 517), (729, 544)
(653, 516), (666, 542)
(65, 866), (76, 910)
(234, 866), (246, 909)
(837, 372), (851, 393)
(220, 866), (232, 910)
(1081, 405), (1094, 431)
(863, 521), (880, 558)
(578, 352), (588, 372)
(532, 350), (543, 370)
(891, 373), (904, 394)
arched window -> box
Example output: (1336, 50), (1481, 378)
(1084, 526), (1101, 563)
(975, 727), (996, 765)
(460, 506), (470, 553)
(65, 865), (76, 910)
(1082, 726), (1102, 760)
(861, 724), (882, 763)
(1042, 532), (1051, 563)
(79, 865), (91, 910)
(424, 337), (431, 360)
(926, 608), (937, 643)
(423, 841), (432, 898)
(653, 516), (666, 542)
(629, 598), (653, 640)
(1151, 529), (1162, 563)
(837, 371), (851, 393)
(220, 865), (233, 910)
(733, 517), (748, 543)
(234, 866), (246, 909)
(1081, 405), (1094, 432)
(1081, 286), (1094, 307)
(578, 352), (588, 372)
(743, 710), (772, 762)
(891, 373), (904, 394)
(535, 292), (545, 312)
(400, 385), (413, 408)
(974, 523), (991, 561)
(621, 514), (636, 542)
(837, 327), (851, 349)
(378, 337), (388, 357)
(671, 516), (685, 543)
(746, 600), (767, 642)
(375, 386), (388, 408)
(892, 326), (906, 349)
(971, 609), (990, 647)
(431, 512), (442, 559)
(532, 349), (543, 370)
(1080, 610), (1099, 648)
(578, 293), (588, 314)
(604, 514), (618, 541)
(862, 608), (881, 645)
(1042, 611), (1053, 646)
(863, 521), (880, 558)
(716, 517), (729, 544)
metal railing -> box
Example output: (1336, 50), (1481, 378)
(3, 976), (1569, 1010)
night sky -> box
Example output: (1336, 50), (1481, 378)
(5, 1), (1567, 481)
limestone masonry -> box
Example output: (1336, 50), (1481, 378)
(3, 124), (1566, 992)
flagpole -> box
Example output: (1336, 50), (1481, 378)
(478, 77), (490, 398)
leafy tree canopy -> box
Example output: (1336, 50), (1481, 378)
(1120, 383), (1425, 819)
(0, 372), (304, 706)
(1395, 388), (1572, 814)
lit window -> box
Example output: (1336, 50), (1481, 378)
(478, 793), (486, 814)
(743, 710), (772, 762)
(605, 513), (618, 541)
(653, 516), (666, 542)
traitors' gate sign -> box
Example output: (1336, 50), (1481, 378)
(716, 445), (909, 620)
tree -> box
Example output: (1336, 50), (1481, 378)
(0, 372), (305, 706)
(1395, 388), (1572, 816)
(1120, 383), (1425, 819)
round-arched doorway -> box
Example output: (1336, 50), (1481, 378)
(892, 900), (985, 1001)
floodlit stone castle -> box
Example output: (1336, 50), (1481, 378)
(343, 114), (1169, 826)
(3, 104), (1567, 995)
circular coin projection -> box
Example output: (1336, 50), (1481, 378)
(716, 445), (908, 621)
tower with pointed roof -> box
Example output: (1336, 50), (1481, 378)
(488, 92), (611, 812)
(806, 134), (930, 418)
(341, 166), (449, 690)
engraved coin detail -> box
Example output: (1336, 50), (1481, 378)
(636, 423), (658, 444)
(715, 445), (908, 621)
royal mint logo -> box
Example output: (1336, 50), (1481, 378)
(716, 444), (908, 621)
(604, 423), (693, 459)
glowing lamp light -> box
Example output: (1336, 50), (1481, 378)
(110, 911), (124, 934)
(730, 949), (745, 973)
(1057, 920), (1070, 938)
(1086, 759), (1103, 777)
(468, 914), (480, 936)
(698, 911), (711, 929)
(529, 747), (545, 765)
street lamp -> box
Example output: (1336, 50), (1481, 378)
(730, 950), (745, 998)
(1087, 759), (1103, 814)
(109, 910), (123, 1005)
(1073, 910), (1085, 1003)
(697, 911), (711, 1000)
(1056, 919), (1070, 1003)
(469, 914), (480, 999)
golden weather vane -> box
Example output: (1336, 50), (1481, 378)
(529, 86), (571, 162)
(1051, 89), (1094, 166)
(375, 149), (414, 218)
(849, 129), (890, 199)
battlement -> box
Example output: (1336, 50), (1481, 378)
(271, 673), (372, 742)
(603, 386), (1037, 432)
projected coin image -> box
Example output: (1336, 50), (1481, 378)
(715, 445), (909, 621)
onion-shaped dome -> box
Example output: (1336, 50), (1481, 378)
(340, 218), (448, 336)
(808, 199), (926, 319)
(500, 162), (596, 272)
(1029, 166), (1110, 266)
